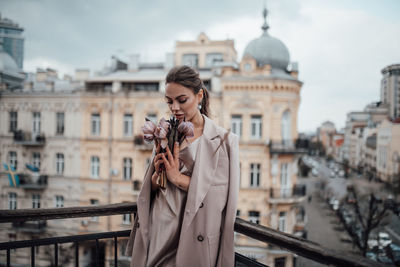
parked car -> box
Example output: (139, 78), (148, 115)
(368, 232), (392, 249)
(311, 168), (318, 176)
(386, 243), (400, 264)
(378, 232), (392, 247)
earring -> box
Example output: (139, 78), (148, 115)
(198, 104), (202, 110)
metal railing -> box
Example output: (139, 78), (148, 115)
(269, 184), (306, 199)
(0, 203), (383, 267)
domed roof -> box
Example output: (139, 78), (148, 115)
(243, 8), (290, 70)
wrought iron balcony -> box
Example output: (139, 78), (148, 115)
(0, 203), (382, 267)
(12, 220), (47, 233)
(269, 139), (307, 154)
(18, 173), (48, 190)
(269, 185), (307, 203)
(133, 135), (153, 151)
(13, 130), (46, 146)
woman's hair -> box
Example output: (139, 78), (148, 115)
(165, 65), (210, 117)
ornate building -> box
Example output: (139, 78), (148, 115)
(0, 7), (305, 267)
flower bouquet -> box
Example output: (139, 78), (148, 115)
(141, 117), (194, 189)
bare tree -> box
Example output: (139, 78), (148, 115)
(348, 187), (390, 256)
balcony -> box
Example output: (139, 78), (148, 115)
(12, 220), (47, 234)
(0, 203), (380, 267)
(269, 184), (306, 204)
(269, 139), (307, 154)
(18, 173), (48, 190)
(13, 130), (46, 146)
(133, 135), (153, 151)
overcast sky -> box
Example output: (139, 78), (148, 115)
(1, 0), (400, 132)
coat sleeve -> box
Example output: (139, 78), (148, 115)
(217, 133), (239, 267)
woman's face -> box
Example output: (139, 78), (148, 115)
(165, 82), (202, 122)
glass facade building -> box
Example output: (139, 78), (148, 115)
(0, 16), (24, 69)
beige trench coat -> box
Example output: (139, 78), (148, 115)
(126, 115), (239, 267)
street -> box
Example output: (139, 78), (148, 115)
(296, 175), (360, 267)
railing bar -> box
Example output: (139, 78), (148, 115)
(6, 248), (10, 267)
(75, 242), (79, 267)
(114, 236), (118, 267)
(0, 230), (131, 250)
(31, 246), (35, 267)
(95, 239), (99, 267)
(54, 243), (58, 267)
(0, 202), (137, 223)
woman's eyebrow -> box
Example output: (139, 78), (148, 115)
(165, 94), (187, 100)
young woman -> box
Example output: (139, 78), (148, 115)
(126, 65), (239, 267)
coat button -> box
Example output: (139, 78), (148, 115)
(197, 235), (204, 242)
(199, 202), (204, 208)
(136, 222), (140, 228)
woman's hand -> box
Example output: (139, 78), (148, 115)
(160, 142), (181, 184)
(161, 143), (191, 191)
(153, 142), (162, 174)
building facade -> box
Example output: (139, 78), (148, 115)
(381, 64), (400, 120)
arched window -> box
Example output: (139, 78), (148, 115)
(281, 110), (291, 144)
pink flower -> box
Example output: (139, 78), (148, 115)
(154, 126), (167, 139)
(178, 121), (194, 138)
(141, 120), (157, 142)
(158, 117), (170, 132)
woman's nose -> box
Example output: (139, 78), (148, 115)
(171, 101), (179, 111)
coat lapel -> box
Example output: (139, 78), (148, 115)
(180, 115), (222, 236)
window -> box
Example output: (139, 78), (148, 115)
(8, 192), (17, 210)
(122, 213), (132, 225)
(250, 163), (260, 187)
(146, 113), (157, 124)
(236, 210), (241, 217)
(32, 194), (41, 209)
(281, 110), (291, 144)
(56, 153), (64, 175)
(133, 83), (159, 92)
(55, 195), (64, 208)
(133, 180), (142, 191)
(280, 163), (291, 197)
(123, 114), (133, 137)
(32, 112), (41, 135)
(205, 53), (223, 67)
(182, 54), (199, 68)
(274, 257), (286, 267)
(32, 152), (41, 169)
(8, 151), (17, 170)
(248, 211), (260, 224)
(9, 111), (17, 132)
(56, 112), (65, 135)
(278, 211), (286, 232)
(250, 115), (262, 139)
(231, 115), (242, 138)
(90, 199), (99, 221)
(91, 156), (100, 179)
(91, 114), (100, 135)
(123, 158), (132, 180)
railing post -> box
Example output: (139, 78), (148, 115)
(54, 243), (58, 267)
(114, 236), (118, 267)
(31, 246), (35, 267)
(75, 242), (79, 267)
(95, 239), (99, 267)
(7, 248), (10, 267)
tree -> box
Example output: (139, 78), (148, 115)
(347, 186), (390, 256)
